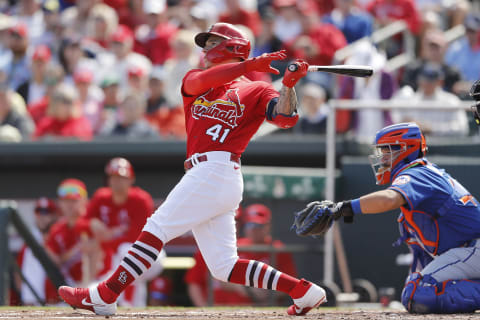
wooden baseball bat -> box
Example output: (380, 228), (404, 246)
(288, 64), (374, 78)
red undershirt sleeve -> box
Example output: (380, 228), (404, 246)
(183, 62), (247, 96)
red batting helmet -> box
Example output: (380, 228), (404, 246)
(105, 157), (135, 179)
(194, 22), (251, 63)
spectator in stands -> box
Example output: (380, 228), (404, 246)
(296, 82), (329, 134)
(0, 14), (14, 57)
(36, 0), (63, 50)
(98, 93), (159, 139)
(58, 35), (86, 83)
(366, 0), (421, 58)
(17, 45), (52, 105)
(287, 11), (347, 67)
(145, 66), (185, 139)
(86, 3), (118, 49)
(134, 0), (177, 65)
(33, 83), (93, 141)
(272, 0), (303, 44)
(73, 68), (104, 133)
(4, 23), (31, 91)
(61, 0), (98, 37)
(108, 24), (152, 91)
(163, 30), (199, 109)
(323, 0), (374, 43)
(84, 157), (165, 306)
(392, 63), (469, 136)
(148, 276), (173, 306)
(339, 40), (396, 141)
(401, 29), (461, 94)
(366, 0), (422, 35)
(99, 74), (120, 130)
(445, 13), (480, 97)
(28, 63), (65, 125)
(17, 198), (59, 305)
(252, 8), (284, 58)
(0, 71), (35, 142)
(189, 1), (219, 34)
(415, 0), (469, 29)
(126, 65), (150, 97)
(46, 178), (111, 287)
(112, 0), (146, 31)
(185, 203), (297, 307)
(219, 0), (262, 37)
(10, 0), (45, 44)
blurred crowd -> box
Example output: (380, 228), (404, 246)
(0, 0), (478, 143)
(11, 156), (292, 307)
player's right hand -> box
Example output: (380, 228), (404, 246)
(244, 50), (287, 74)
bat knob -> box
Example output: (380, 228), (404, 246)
(288, 64), (298, 72)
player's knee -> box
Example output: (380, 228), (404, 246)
(402, 273), (480, 313)
(401, 273), (437, 313)
(208, 257), (237, 282)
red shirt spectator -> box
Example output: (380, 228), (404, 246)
(366, 0), (422, 35)
(32, 84), (93, 141)
(219, 0), (262, 37)
(134, 0), (177, 65)
(287, 15), (347, 65)
(34, 116), (93, 141)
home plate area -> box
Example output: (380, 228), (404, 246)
(0, 307), (479, 320)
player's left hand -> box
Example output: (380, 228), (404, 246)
(244, 50), (287, 74)
(282, 59), (309, 88)
(291, 200), (353, 237)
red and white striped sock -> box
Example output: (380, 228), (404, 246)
(98, 231), (164, 303)
(228, 259), (299, 293)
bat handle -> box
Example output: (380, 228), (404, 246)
(287, 63), (299, 72)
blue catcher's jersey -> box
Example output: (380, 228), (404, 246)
(389, 158), (480, 256)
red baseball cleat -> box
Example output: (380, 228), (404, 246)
(287, 279), (326, 316)
(58, 286), (117, 316)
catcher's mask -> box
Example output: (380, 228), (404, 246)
(470, 80), (480, 125)
(369, 123), (427, 185)
(194, 22), (251, 64)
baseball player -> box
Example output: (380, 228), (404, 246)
(82, 157), (165, 307)
(45, 179), (111, 287)
(58, 22), (326, 316)
(293, 122), (480, 313)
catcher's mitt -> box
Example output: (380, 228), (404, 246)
(291, 200), (354, 237)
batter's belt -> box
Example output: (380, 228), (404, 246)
(184, 152), (241, 171)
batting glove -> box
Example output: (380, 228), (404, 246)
(244, 50), (287, 74)
(282, 60), (309, 88)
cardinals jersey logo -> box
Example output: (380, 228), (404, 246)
(191, 89), (245, 128)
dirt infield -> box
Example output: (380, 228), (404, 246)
(0, 307), (479, 320)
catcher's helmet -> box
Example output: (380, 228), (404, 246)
(105, 157), (135, 179)
(194, 22), (251, 63)
(369, 123), (427, 185)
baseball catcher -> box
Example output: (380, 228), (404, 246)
(294, 122), (480, 314)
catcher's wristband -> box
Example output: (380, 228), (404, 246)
(350, 198), (363, 215)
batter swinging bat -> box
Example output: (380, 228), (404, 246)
(288, 64), (374, 78)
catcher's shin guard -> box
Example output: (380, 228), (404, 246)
(402, 273), (480, 313)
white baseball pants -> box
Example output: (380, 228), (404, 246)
(143, 151), (243, 281)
